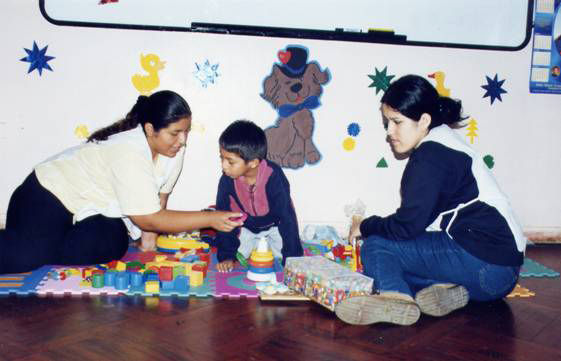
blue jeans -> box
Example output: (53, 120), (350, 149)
(361, 232), (519, 301)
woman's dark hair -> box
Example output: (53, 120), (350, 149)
(88, 90), (191, 142)
(219, 120), (267, 161)
(380, 74), (466, 129)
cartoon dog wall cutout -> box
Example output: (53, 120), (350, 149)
(261, 46), (330, 169)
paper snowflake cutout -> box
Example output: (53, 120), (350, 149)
(368, 66), (395, 94)
(20, 41), (55, 76)
(193, 60), (220, 88)
(481, 74), (507, 105)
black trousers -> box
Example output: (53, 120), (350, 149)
(0, 172), (128, 274)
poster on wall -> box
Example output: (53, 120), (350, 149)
(530, 0), (561, 94)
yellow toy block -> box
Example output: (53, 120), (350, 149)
(154, 255), (167, 263)
(145, 281), (160, 294)
(115, 261), (127, 272)
(189, 270), (204, 287)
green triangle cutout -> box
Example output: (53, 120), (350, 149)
(376, 157), (388, 168)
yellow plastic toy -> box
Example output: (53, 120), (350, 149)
(156, 234), (209, 253)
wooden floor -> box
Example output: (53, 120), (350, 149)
(1, 244), (561, 361)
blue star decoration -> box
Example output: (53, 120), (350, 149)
(193, 60), (220, 88)
(20, 41), (55, 76)
(368, 66), (395, 94)
(481, 74), (507, 105)
(347, 122), (361, 137)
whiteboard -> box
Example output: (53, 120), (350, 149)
(40, 0), (532, 50)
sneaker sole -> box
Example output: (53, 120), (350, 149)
(335, 296), (420, 326)
(415, 285), (469, 317)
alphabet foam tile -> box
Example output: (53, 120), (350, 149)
(210, 271), (284, 298)
(506, 284), (535, 298)
(520, 258), (560, 278)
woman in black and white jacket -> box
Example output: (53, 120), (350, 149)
(336, 74), (526, 326)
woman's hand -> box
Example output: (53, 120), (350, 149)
(139, 231), (158, 252)
(348, 215), (363, 243)
(210, 211), (244, 232)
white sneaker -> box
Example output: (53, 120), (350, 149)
(335, 294), (420, 326)
(415, 284), (469, 317)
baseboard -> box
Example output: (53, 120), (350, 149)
(524, 228), (561, 244)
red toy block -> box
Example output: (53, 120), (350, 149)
(159, 266), (173, 281)
(138, 251), (156, 263)
(192, 263), (207, 277)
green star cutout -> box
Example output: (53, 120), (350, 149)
(368, 66), (395, 94)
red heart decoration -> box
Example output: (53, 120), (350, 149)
(278, 50), (291, 64)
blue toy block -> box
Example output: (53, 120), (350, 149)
(145, 273), (159, 282)
(104, 271), (116, 287)
(130, 272), (143, 287)
(181, 254), (200, 263)
(161, 280), (175, 290)
(174, 275), (190, 292)
(114, 272), (130, 290)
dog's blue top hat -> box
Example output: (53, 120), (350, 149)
(277, 46), (309, 78)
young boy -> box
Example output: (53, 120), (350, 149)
(215, 120), (303, 272)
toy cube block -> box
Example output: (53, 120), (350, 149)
(138, 251), (156, 263)
(147, 265), (160, 274)
(67, 268), (81, 276)
(114, 272), (130, 290)
(130, 272), (143, 287)
(189, 271), (204, 287)
(107, 260), (118, 269)
(145, 281), (160, 293)
(161, 280), (175, 290)
(174, 275), (190, 292)
(115, 261), (127, 272)
(173, 266), (186, 278)
(126, 261), (143, 270)
(104, 271), (117, 287)
(155, 255), (167, 263)
(82, 268), (94, 279)
(145, 273), (159, 282)
(192, 263), (207, 277)
(182, 254), (200, 263)
(198, 252), (211, 264)
(159, 266), (173, 281)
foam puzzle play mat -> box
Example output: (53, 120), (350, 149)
(0, 229), (558, 306)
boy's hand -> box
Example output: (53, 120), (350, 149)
(216, 260), (235, 273)
(210, 211), (244, 232)
(139, 231), (158, 252)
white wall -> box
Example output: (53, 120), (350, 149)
(1, 1), (560, 238)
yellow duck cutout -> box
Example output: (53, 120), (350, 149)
(131, 53), (166, 95)
(428, 71), (450, 97)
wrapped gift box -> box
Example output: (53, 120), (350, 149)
(284, 256), (373, 311)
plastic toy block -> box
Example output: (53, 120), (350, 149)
(159, 266), (173, 281)
(173, 266), (186, 278)
(104, 271), (116, 287)
(161, 280), (175, 290)
(145, 273), (159, 282)
(182, 255), (200, 263)
(198, 252), (211, 264)
(92, 273), (104, 288)
(147, 265), (160, 274)
(130, 272), (143, 287)
(174, 275), (190, 292)
(67, 268), (81, 276)
(189, 271), (204, 287)
(107, 260), (118, 269)
(115, 261), (127, 272)
(145, 281), (160, 293)
(138, 251), (156, 263)
(192, 263), (207, 277)
(115, 272), (130, 290)
(126, 261), (143, 270)
(59, 272), (67, 281)
(155, 255), (167, 263)
(82, 268), (94, 279)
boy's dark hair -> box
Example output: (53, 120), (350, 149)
(219, 120), (267, 162)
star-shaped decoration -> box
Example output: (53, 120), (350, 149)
(20, 41), (55, 76)
(193, 60), (220, 88)
(481, 74), (507, 105)
(368, 66), (395, 94)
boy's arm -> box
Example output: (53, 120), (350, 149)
(215, 176), (241, 262)
(269, 171), (303, 263)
